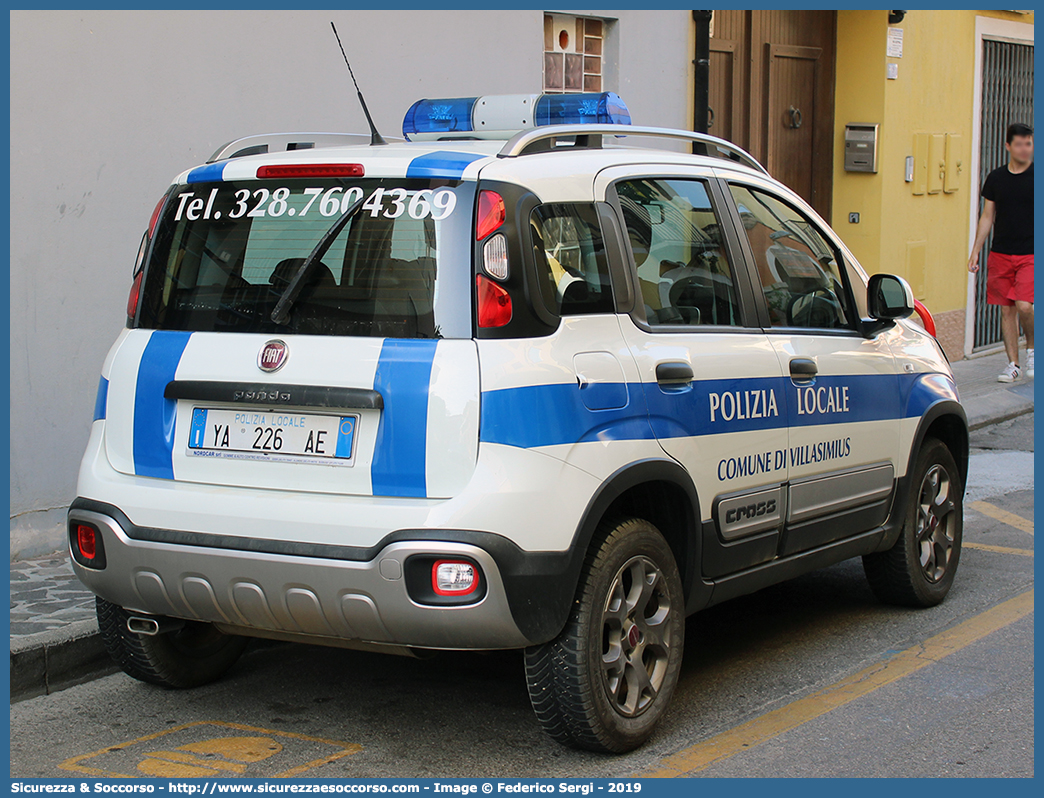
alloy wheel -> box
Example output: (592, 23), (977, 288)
(917, 464), (956, 583)
(600, 555), (674, 717)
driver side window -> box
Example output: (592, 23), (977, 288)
(728, 184), (853, 330)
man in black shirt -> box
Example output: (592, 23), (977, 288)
(969, 122), (1034, 382)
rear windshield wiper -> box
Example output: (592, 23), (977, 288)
(270, 195), (365, 325)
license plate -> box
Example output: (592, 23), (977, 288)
(188, 408), (358, 465)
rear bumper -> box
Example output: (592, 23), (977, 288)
(69, 502), (539, 650)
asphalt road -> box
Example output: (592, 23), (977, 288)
(10, 415), (1034, 779)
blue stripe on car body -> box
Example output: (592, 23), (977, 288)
(93, 377), (109, 421)
(133, 331), (192, 479)
(371, 339), (438, 498)
(899, 372), (960, 419)
(479, 372), (942, 450)
(405, 151), (485, 179)
(480, 383), (655, 449)
(644, 375), (795, 440)
(578, 381), (630, 411)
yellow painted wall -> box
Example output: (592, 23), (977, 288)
(831, 10), (1032, 316)
(832, 11), (887, 276)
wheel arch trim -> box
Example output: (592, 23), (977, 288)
(876, 399), (968, 553)
(564, 458), (707, 616)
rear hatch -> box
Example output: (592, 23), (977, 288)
(105, 165), (480, 499)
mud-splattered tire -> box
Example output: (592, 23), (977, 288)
(524, 518), (685, 753)
(863, 437), (963, 608)
(96, 597), (247, 688)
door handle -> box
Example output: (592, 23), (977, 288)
(656, 362), (694, 385)
(789, 358), (818, 381)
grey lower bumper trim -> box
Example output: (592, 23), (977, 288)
(69, 510), (531, 651)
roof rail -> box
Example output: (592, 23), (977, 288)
(497, 125), (769, 175)
(206, 132), (402, 164)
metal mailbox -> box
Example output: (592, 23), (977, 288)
(844, 123), (879, 173)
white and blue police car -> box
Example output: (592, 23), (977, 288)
(70, 92), (967, 753)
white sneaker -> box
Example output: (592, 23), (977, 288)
(1025, 349), (1034, 379)
(998, 361), (1021, 383)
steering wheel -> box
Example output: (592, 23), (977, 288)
(787, 288), (842, 328)
(668, 275), (711, 325)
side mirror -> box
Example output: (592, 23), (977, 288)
(868, 273), (915, 321)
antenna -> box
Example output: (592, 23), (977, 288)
(331, 22), (387, 146)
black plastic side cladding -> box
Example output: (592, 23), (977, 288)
(468, 458), (709, 643)
(564, 459), (710, 619)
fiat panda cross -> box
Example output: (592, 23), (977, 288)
(70, 92), (968, 753)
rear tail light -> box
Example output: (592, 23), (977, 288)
(70, 521), (105, 568)
(76, 525), (97, 560)
(147, 194), (166, 238)
(127, 270), (143, 320)
(476, 274), (512, 328)
(482, 233), (509, 280)
(432, 560), (480, 596)
(476, 190), (506, 239)
(256, 163), (365, 179)
(913, 299), (936, 337)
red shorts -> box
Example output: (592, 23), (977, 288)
(986, 252), (1034, 305)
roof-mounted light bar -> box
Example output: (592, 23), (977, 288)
(402, 92), (631, 141)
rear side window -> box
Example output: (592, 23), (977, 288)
(529, 203), (615, 316)
(138, 178), (476, 338)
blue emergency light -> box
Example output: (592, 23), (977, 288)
(534, 93), (630, 126)
(402, 92), (631, 141)
(402, 97), (479, 137)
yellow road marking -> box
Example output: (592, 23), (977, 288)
(138, 748), (250, 778)
(136, 735), (284, 777)
(964, 541), (1034, 557)
(644, 589), (1034, 777)
(969, 500), (1034, 535)
(59, 720), (361, 778)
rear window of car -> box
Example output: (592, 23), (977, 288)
(137, 178), (477, 339)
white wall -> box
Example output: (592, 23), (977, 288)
(9, 9), (693, 557)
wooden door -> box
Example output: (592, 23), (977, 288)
(707, 40), (739, 141)
(766, 44), (821, 202)
(708, 10), (836, 221)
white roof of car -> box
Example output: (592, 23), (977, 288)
(173, 126), (771, 202)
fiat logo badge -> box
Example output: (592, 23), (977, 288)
(258, 340), (288, 373)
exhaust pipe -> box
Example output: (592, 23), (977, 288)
(127, 615), (185, 636)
